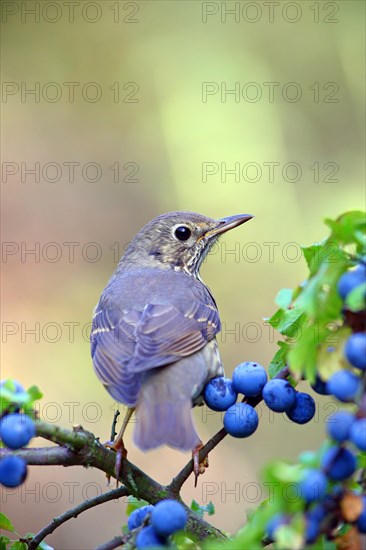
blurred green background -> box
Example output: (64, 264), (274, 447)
(1, 1), (364, 548)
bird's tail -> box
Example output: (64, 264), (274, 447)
(133, 384), (200, 452)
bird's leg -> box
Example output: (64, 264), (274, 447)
(192, 441), (209, 487)
(105, 406), (135, 479)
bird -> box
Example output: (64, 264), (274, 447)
(90, 211), (253, 481)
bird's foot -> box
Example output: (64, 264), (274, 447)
(104, 438), (128, 483)
(104, 406), (135, 484)
(192, 442), (209, 487)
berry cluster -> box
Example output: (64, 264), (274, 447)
(204, 362), (316, 438)
(0, 381), (35, 488)
(319, 264), (366, 402)
(127, 499), (187, 548)
(267, 451), (365, 544)
(265, 263), (366, 545)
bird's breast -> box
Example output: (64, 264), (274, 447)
(191, 339), (224, 405)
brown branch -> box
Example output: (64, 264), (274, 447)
(26, 485), (129, 550)
(0, 446), (81, 466)
(95, 536), (125, 550)
(110, 409), (120, 443)
(169, 427), (228, 495)
(169, 365), (291, 493)
(0, 421), (227, 545)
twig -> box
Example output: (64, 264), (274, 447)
(110, 409), (120, 443)
(0, 421), (227, 544)
(169, 428), (228, 494)
(169, 365), (290, 493)
(27, 485), (129, 550)
(95, 535), (125, 550)
(0, 446), (81, 466)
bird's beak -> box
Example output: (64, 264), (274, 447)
(204, 214), (254, 238)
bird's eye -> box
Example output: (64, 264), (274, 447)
(174, 226), (192, 241)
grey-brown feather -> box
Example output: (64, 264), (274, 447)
(134, 340), (223, 451)
(91, 212), (231, 451)
(91, 268), (223, 448)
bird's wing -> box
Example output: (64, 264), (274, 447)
(128, 300), (220, 372)
(91, 296), (221, 399)
(91, 305), (142, 405)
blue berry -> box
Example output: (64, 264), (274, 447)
(311, 375), (331, 395)
(232, 362), (267, 397)
(298, 469), (327, 503)
(203, 377), (237, 412)
(326, 370), (360, 402)
(356, 496), (366, 534)
(304, 513), (320, 544)
(223, 403), (259, 438)
(307, 503), (327, 523)
(0, 456), (27, 487)
(135, 525), (166, 548)
(326, 411), (355, 442)
(0, 414), (36, 450)
(266, 513), (288, 540)
(350, 418), (366, 451)
(151, 500), (187, 538)
(321, 446), (357, 481)
(337, 265), (365, 300)
(128, 505), (155, 531)
(344, 333), (366, 370)
(262, 379), (296, 412)
(286, 392), (315, 424)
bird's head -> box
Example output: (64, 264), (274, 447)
(120, 211), (253, 276)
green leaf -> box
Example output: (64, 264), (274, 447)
(316, 329), (350, 380)
(0, 536), (11, 550)
(337, 523), (352, 536)
(9, 543), (27, 550)
(26, 386), (43, 402)
(0, 513), (15, 532)
(287, 325), (318, 378)
(302, 240), (329, 276)
(190, 499), (201, 513)
(262, 461), (303, 486)
(357, 452), (366, 469)
(190, 500), (215, 518)
(268, 342), (289, 378)
(0, 381), (42, 415)
(272, 462), (303, 484)
(297, 451), (319, 468)
(346, 282), (366, 312)
(295, 259), (345, 320)
(275, 523), (303, 550)
(268, 308), (305, 338)
(22, 538), (53, 550)
(172, 531), (199, 549)
(325, 210), (366, 249)
(309, 537), (337, 550)
(275, 288), (293, 309)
